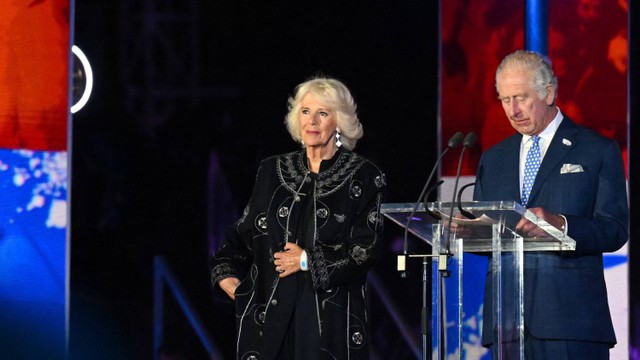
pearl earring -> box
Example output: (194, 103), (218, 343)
(335, 128), (342, 148)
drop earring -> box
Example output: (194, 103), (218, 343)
(335, 128), (342, 147)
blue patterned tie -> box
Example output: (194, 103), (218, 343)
(521, 135), (541, 206)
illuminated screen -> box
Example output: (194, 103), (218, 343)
(0, 150), (67, 358)
(441, 0), (628, 176)
(0, 0), (70, 358)
(0, 1), (69, 150)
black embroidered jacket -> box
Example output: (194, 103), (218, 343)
(210, 148), (386, 360)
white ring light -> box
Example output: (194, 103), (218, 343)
(70, 45), (93, 114)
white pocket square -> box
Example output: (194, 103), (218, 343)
(560, 163), (584, 174)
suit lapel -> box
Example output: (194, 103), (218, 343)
(504, 135), (523, 202)
(528, 116), (581, 205)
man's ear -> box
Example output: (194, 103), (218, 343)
(545, 85), (557, 106)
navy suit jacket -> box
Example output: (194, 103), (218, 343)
(473, 115), (628, 345)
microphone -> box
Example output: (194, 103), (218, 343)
(448, 132), (466, 148)
(399, 131), (464, 277)
(444, 132), (477, 253)
(463, 132), (477, 148)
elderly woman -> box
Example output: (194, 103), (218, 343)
(210, 77), (386, 360)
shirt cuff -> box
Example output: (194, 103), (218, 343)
(559, 214), (568, 236)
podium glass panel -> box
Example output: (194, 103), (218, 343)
(381, 201), (575, 360)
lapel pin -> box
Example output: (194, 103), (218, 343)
(562, 138), (572, 146)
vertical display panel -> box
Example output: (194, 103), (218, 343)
(0, 150), (68, 358)
(0, 0), (70, 358)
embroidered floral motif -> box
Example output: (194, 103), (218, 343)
(256, 215), (267, 229)
(367, 210), (380, 226)
(334, 213), (345, 223)
(334, 258), (349, 268)
(309, 248), (330, 289)
(351, 331), (364, 345)
(349, 245), (369, 265)
(241, 352), (260, 360)
(254, 305), (267, 325)
(316, 208), (328, 219)
(278, 150), (367, 198)
(350, 184), (362, 199)
(278, 206), (289, 218)
(210, 263), (234, 284)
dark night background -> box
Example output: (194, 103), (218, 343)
(70, 1), (443, 359)
(67, 1), (640, 359)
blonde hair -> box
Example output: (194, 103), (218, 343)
(285, 77), (363, 150)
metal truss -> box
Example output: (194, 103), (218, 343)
(116, 0), (238, 136)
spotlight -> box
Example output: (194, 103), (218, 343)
(70, 45), (93, 113)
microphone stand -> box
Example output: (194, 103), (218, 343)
(400, 132), (463, 360)
(438, 132), (476, 360)
(445, 132), (477, 253)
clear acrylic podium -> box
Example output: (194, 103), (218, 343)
(381, 201), (576, 360)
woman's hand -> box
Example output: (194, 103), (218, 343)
(273, 242), (304, 278)
(218, 277), (241, 300)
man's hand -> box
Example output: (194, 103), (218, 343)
(516, 207), (566, 238)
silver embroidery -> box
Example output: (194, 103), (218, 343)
(349, 245), (369, 265)
(350, 185), (362, 198)
(255, 305), (267, 325)
(256, 215), (267, 229)
(367, 211), (380, 225)
(351, 331), (364, 345)
(241, 353), (260, 360)
(210, 263), (233, 284)
(279, 150), (367, 198)
(316, 208), (328, 219)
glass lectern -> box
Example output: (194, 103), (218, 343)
(381, 201), (576, 360)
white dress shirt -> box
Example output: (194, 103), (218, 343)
(518, 108), (568, 234)
(519, 108), (564, 192)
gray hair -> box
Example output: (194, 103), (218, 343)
(285, 77), (363, 150)
(496, 50), (558, 100)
